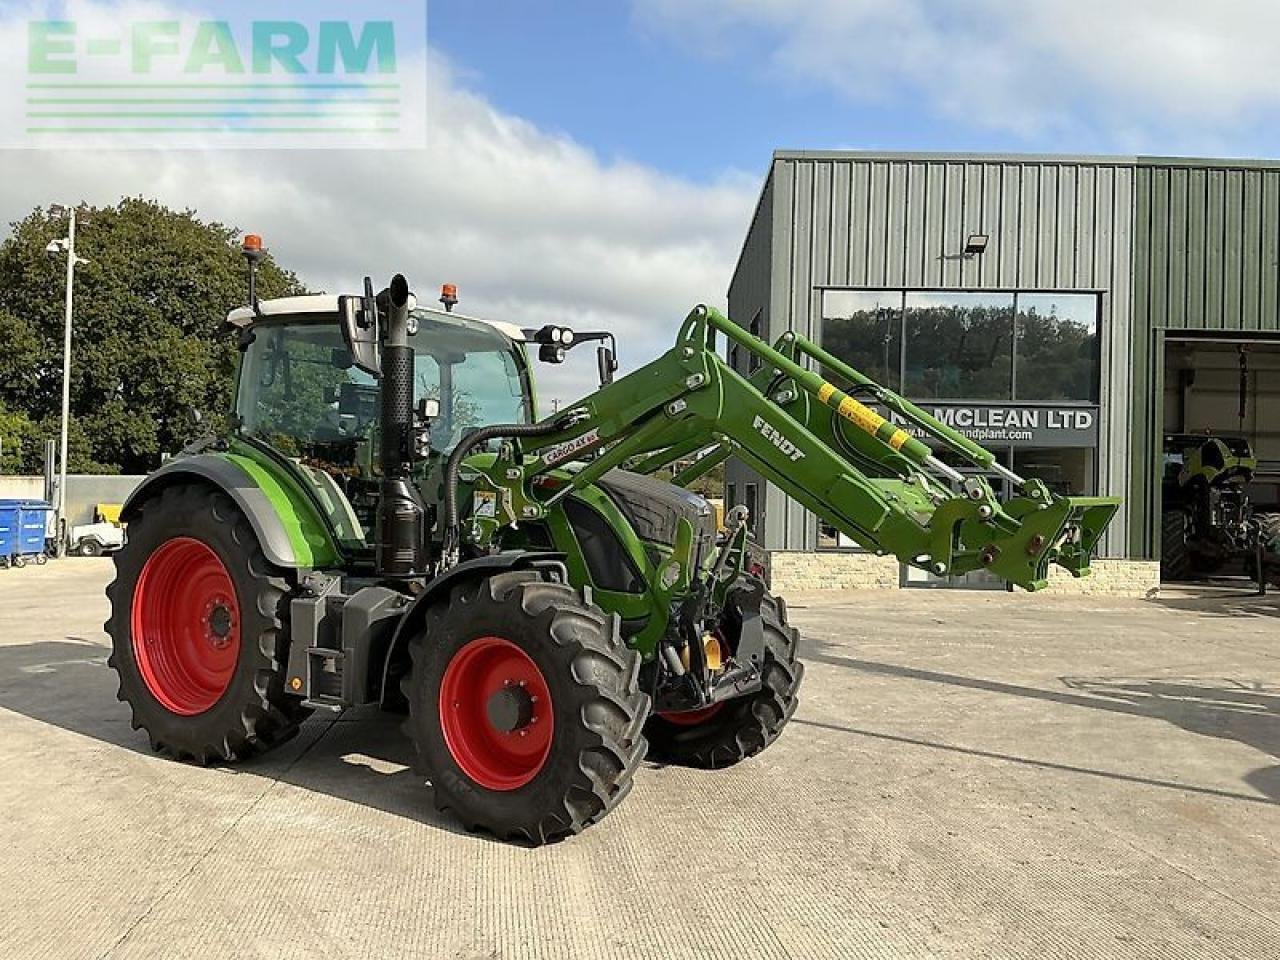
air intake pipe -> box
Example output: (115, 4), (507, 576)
(376, 274), (426, 577)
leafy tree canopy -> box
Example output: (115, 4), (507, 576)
(0, 198), (304, 474)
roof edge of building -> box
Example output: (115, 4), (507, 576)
(771, 148), (1280, 171)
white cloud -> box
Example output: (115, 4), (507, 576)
(0, 52), (757, 407)
(635, 0), (1280, 141)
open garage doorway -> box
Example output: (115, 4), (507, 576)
(1161, 335), (1280, 587)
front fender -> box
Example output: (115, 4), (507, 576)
(377, 551), (566, 705)
(122, 453), (342, 569)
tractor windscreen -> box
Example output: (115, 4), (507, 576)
(236, 311), (531, 462)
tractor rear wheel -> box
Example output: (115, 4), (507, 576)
(646, 584), (804, 769)
(402, 571), (649, 844)
(105, 484), (311, 763)
(1161, 508), (1194, 581)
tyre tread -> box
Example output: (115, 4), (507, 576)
(104, 484), (310, 765)
(404, 573), (649, 845)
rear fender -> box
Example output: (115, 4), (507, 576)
(121, 453), (342, 569)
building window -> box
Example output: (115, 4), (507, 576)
(727, 482), (737, 510)
(744, 483), (758, 532)
(904, 292), (1014, 401)
(818, 521), (860, 550)
(815, 288), (1102, 553)
(820, 289), (1100, 403)
(818, 290), (902, 390)
(748, 312), (764, 373)
(1012, 293), (1100, 403)
(1013, 447), (1096, 497)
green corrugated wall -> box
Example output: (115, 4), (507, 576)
(1129, 159), (1280, 557)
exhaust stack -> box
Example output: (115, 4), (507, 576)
(376, 274), (426, 577)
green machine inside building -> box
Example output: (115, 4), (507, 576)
(728, 150), (1280, 588)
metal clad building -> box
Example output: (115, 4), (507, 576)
(728, 150), (1280, 580)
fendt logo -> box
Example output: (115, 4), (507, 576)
(752, 415), (805, 462)
(8, 1), (426, 149)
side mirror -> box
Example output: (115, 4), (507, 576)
(596, 344), (616, 386)
(339, 281), (381, 377)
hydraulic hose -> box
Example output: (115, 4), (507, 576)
(440, 416), (575, 563)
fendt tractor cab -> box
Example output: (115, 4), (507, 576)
(106, 237), (1118, 843)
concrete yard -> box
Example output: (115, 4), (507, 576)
(0, 560), (1277, 960)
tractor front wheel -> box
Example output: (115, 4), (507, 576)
(402, 571), (650, 844)
(105, 484), (310, 763)
(646, 584), (803, 769)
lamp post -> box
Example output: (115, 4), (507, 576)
(47, 205), (89, 556)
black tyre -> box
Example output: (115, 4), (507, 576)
(646, 583), (804, 769)
(105, 484), (311, 764)
(1250, 513), (1280, 585)
(1161, 508), (1194, 581)
(1256, 513), (1280, 551)
(79, 538), (103, 557)
(402, 571), (649, 844)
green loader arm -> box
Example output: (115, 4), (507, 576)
(462, 306), (1119, 591)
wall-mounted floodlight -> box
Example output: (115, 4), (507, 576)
(964, 234), (989, 257)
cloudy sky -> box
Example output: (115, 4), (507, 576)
(5, 1), (1280, 405)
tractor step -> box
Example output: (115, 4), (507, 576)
(288, 583), (412, 710)
(303, 646), (346, 710)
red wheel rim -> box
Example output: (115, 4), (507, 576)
(439, 636), (554, 791)
(658, 702), (725, 727)
(131, 537), (241, 716)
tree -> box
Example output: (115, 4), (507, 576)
(687, 459), (725, 500)
(0, 198), (305, 474)
(0, 403), (39, 474)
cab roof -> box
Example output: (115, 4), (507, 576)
(225, 294), (527, 343)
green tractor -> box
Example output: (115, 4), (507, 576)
(1160, 433), (1279, 582)
(106, 240), (1119, 843)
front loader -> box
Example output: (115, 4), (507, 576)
(106, 241), (1119, 843)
